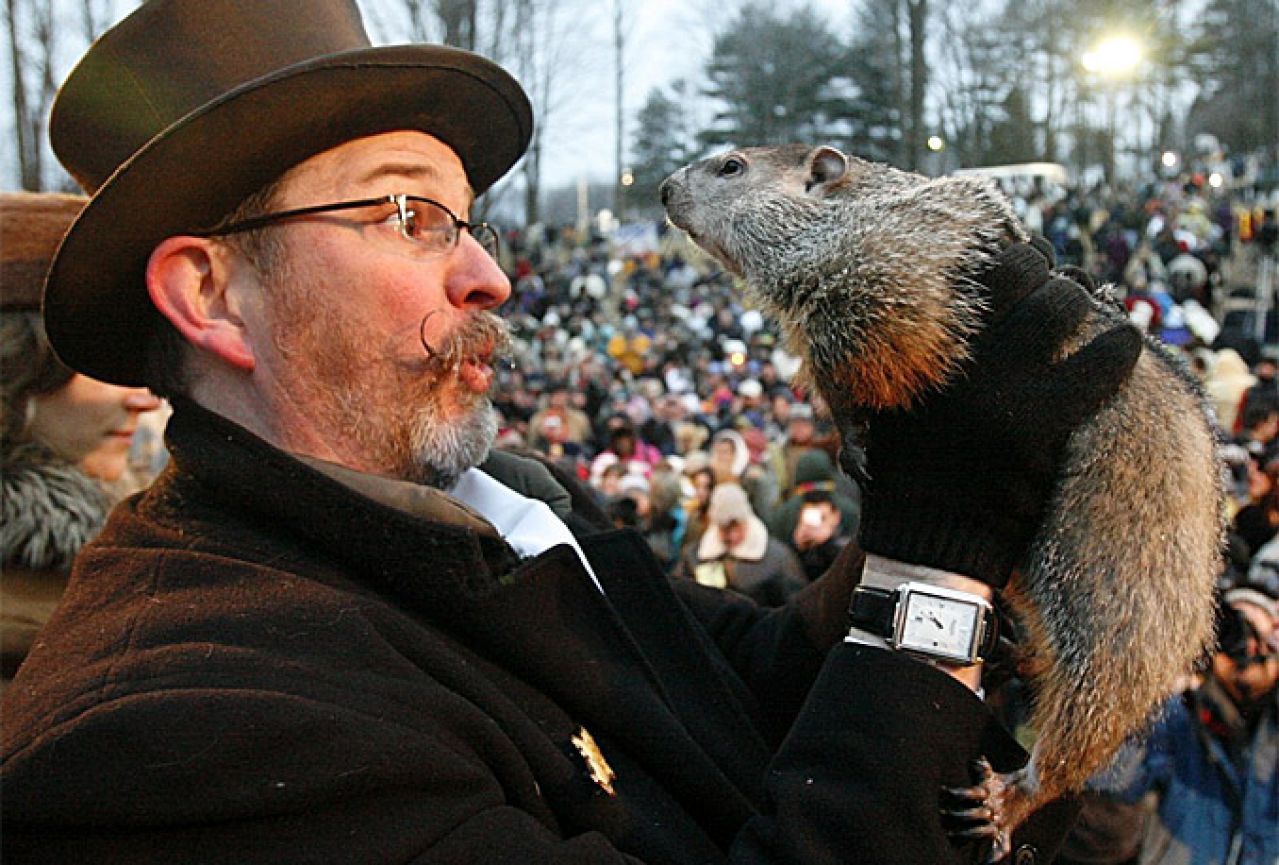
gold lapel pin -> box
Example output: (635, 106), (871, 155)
(571, 726), (616, 797)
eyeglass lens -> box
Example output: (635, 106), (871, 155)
(401, 197), (499, 260)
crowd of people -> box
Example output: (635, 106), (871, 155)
(0, 0), (1275, 859)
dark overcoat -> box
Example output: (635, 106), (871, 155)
(1, 401), (1072, 863)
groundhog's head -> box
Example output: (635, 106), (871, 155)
(661, 145), (1024, 412)
(661, 144), (920, 281)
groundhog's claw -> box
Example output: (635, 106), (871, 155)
(941, 757), (1020, 863)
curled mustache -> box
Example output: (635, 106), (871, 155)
(418, 310), (516, 373)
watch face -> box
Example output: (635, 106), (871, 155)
(898, 591), (980, 660)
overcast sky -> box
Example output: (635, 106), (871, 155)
(1, 0), (852, 194)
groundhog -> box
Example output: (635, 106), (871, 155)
(661, 144), (1224, 856)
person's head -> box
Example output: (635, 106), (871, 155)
(1213, 589), (1279, 708)
(1241, 402), (1279, 444)
(709, 429), (748, 482)
(41, 0), (531, 491)
(1, 192), (161, 482)
(609, 424), (638, 459)
(787, 402), (816, 445)
(1256, 358), (1278, 384)
(617, 473), (652, 520)
(545, 383), (571, 409)
(690, 466), (715, 508)
(706, 482), (758, 554)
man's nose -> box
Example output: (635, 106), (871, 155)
(444, 232), (511, 311)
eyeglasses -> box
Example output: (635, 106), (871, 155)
(197, 193), (500, 260)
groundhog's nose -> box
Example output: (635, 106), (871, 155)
(659, 176), (675, 208)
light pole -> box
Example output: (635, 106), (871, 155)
(1081, 35), (1143, 184)
(926, 135), (946, 176)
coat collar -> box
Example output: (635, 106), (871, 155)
(159, 399), (523, 606)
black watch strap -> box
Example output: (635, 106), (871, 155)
(849, 586), (897, 638)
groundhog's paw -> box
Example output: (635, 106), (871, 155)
(942, 757), (1035, 864)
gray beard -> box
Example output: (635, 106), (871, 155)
(408, 400), (497, 490)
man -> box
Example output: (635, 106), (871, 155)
(2, 1), (1131, 862)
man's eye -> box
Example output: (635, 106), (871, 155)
(399, 208), (420, 237)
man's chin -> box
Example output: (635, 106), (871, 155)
(410, 401), (498, 490)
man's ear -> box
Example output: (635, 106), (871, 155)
(146, 236), (256, 372)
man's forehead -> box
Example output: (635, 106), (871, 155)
(283, 130), (474, 202)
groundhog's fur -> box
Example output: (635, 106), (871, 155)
(661, 144), (1224, 846)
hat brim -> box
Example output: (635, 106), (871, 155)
(45, 45), (532, 385)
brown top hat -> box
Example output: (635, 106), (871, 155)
(1, 192), (88, 310)
(44, 0), (533, 386)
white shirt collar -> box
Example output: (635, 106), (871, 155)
(450, 467), (602, 592)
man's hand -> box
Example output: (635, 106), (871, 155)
(847, 242), (1143, 589)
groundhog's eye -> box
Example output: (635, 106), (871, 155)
(718, 157), (745, 178)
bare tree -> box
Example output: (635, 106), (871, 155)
(5, 0), (136, 191)
(363, 0), (595, 224)
(434, 0), (476, 51)
(6, 0), (56, 190)
(903, 0), (927, 171)
(612, 0), (624, 219)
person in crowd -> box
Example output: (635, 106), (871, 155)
(772, 401), (820, 494)
(677, 482), (806, 606)
(639, 391), (684, 456)
(0, 192), (162, 685)
(1206, 348), (1257, 433)
(590, 414), (661, 480)
(634, 465), (688, 575)
(769, 449), (860, 548)
(605, 473), (650, 530)
(1233, 401), (1279, 466)
(786, 489), (851, 584)
(680, 461), (716, 557)
(1, 0), (1131, 860)
(708, 427), (778, 520)
(1099, 585), (1278, 865)
(1235, 356), (1279, 435)
(531, 412), (583, 470)
(1231, 457), (1279, 558)
(526, 380), (592, 454)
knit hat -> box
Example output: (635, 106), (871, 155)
(707, 482), (753, 525)
(792, 449), (836, 487)
(0, 193), (88, 310)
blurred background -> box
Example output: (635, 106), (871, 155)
(4, 0), (1276, 224)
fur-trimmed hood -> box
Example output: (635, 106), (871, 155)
(2, 441), (111, 572)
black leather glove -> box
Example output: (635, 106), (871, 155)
(849, 243), (1143, 588)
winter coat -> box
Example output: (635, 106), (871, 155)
(0, 441), (110, 683)
(1, 399), (1074, 864)
(1106, 678), (1278, 865)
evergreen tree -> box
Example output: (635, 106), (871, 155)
(988, 86), (1039, 164)
(1187, 0), (1279, 155)
(699, 2), (848, 149)
(845, 0), (906, 164)
(630, 83), (696, 218)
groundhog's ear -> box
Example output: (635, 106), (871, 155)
(806, 146), (848, 193)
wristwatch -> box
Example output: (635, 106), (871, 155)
(849, 582), (998, 665)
